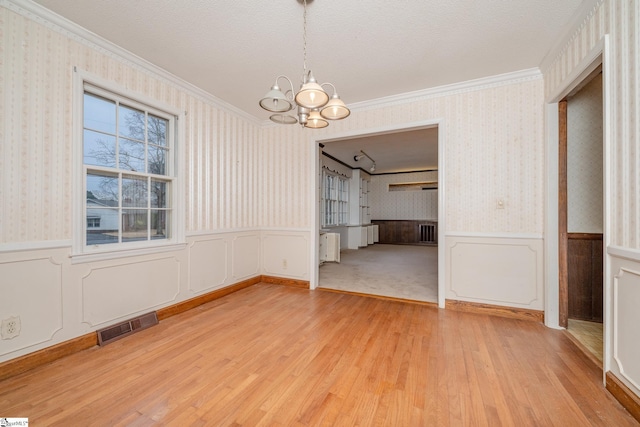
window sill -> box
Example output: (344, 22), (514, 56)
(70, 242), (188, 264)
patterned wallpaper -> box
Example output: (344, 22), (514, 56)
(567, 74), (603, 233)
(263, 77), (545, 234)
(2, 1), (545, 242)
(544, 0), (640, 247)
(370, 171), (438, 220)
(0, 5), (262, 244)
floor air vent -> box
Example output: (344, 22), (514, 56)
(97, 311), (158, 346)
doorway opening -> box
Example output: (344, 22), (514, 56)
(312, 122), (444, 306)
(559, 68), (604, 363)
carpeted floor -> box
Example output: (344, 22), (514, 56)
(318, 243), (438, 302)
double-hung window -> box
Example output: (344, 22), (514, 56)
(322, 171), (348, 227)
(79, 82), (178, 255)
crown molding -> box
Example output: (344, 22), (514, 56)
(538, 0), (605, 73)
(260, 68), (542, 128)
(2, 0), (262, 126)
(347, 68), (542, 114)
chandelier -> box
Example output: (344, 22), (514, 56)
(259, 0), (350, 129)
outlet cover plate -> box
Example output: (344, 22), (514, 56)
(1, 316), (21, 339)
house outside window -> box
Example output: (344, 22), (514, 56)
(86, 217), (101, 228)
(77, 79), (179, 255)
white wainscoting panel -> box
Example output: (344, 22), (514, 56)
(81, 257), (181, 326)
(446, 235), (543, 309)
(189, 238), (228, 293)
(232, 234), (261, 280)
(612, 265), (640, 393)
(262, 232), (309, 279)
(0, 254), (63, 356)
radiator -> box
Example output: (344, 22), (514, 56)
(419, 223), (437, 244)
(320, 232), (341, 263)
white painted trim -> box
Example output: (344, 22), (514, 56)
(437, 120), (446, 308)
(186, 228), (285, 238)
(72, 68), (185, 260)
(546, 37), (605, 103)
(310, 135), (320, 290)
(348, 69), (542, 113)
(608, 246), (640, 263)
(544, 37), (609, 334)
(260, 69), (543, 128)
(539, 0), (605, 74)
(612, 268), (640, 391)
(544, 102), (561, 330)
(261, 227), (314, 233)
(2, 0), (262, 126)
(601, 34), (613, 376)
(445, 232), (543, 240)
(72, 67), (85, 258)
(70, 243), (188, 264)
(0, 240), (72, 253)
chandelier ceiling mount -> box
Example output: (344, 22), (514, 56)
(259, 0), (350, 129)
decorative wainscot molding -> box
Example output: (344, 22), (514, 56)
(82, 256), (181, 327)
(612, 267), (640, 393)
(188, 238), (229, 293)
(262, 231), (310, 280)
(445, 235), (544, 310)
(232, 234), (261, 281)
(0, 254), (64, 356)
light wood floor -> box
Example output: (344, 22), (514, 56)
(568, 318), (604, 363)
(0, 284), (637, 426)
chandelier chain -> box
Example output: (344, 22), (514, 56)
(258, 0), (350, 126)
(302, 0), (307, 75)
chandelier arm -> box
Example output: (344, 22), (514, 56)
(275, 75), (296, 100)
(320, 82), (337, 96)
(260, 0), (348, 128)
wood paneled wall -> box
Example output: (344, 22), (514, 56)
(372, 220), (437, 245)
(568, 233), (603, 322)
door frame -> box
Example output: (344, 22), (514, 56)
(309, 119), (446, 308)
(544, 35), (611, 373)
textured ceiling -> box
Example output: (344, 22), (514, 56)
(322, 127), (439, 175)
(31, 0), (585, 173)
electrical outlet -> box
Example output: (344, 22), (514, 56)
(282, 259), (288, 269)
(1, 316), (21, 340)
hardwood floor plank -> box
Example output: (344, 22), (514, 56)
(0, 283), (637, 426)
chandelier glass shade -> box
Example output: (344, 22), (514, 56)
(258, 0), (350, 128)
(305, 110), (329, 129)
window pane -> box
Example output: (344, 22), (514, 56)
(119, 105), (145, 141)
(86, 208), (118, 246)
(150, 180), (167, 208)
(148, 115), (168, 147)
(81, 86), (174, 251)
(121, 210), (147, 243)
(122, 176), (147, 207)
(87, 173), (118, 203)
(151, 210), (170, 240)
(119, 138), (145, 172)
(84, 93), (116, 134)
(84, 130), (116, 167)
(148, 146), (167, 175)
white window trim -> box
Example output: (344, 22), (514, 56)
(72, 68), (186, 263)
(321, 169), (349, 227)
